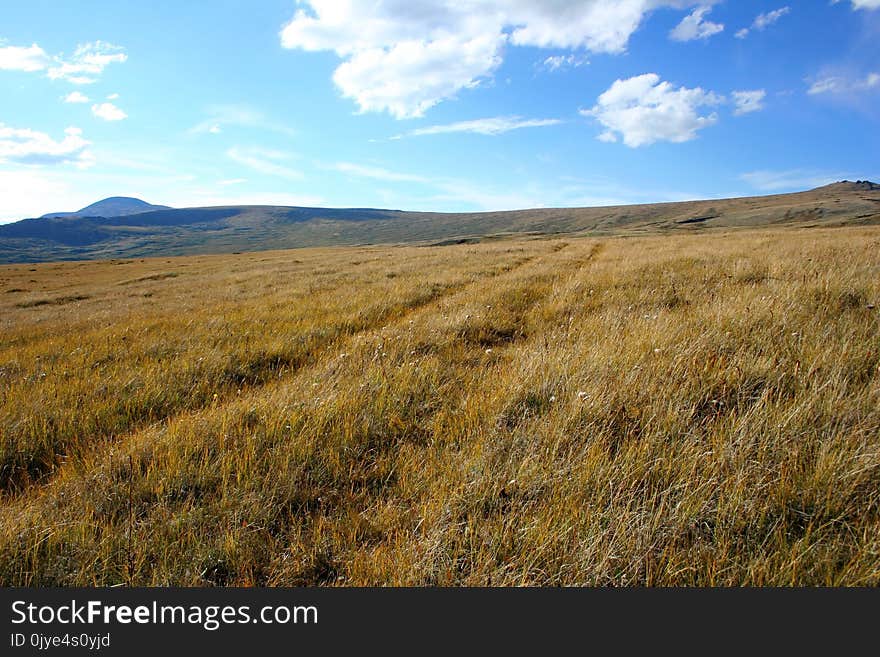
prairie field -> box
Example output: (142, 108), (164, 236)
(0, 225), (878, 585)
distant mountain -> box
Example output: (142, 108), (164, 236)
(41, 197), (171, 219)
(816, 180), (880, 192)
(2, 182), (879, 264)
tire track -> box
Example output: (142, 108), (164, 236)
(0, 244), (549, 499)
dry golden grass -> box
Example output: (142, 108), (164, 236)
(0, 226), (878, 585)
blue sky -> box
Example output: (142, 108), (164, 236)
(0, 0), (878, 222)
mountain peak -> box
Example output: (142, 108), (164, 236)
(42, 197), (171, 219)
(816, 180), (880, 192)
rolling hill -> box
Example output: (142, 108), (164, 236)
(1, 181), (878, 263)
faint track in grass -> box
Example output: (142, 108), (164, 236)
(0, 245), (552, 498)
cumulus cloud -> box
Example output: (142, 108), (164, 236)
(582, 73), (721, 147)
(0, 43), (50, 71)
(736, 6), (790, 39)
(392, 115), (562, 139)
(331, 34), (504, 119)
(227, 147), (303, 180)
(91, 102), (127, 121)
(732, 89), (766, 115)
(504, 2), (675, 52)
(669, 6), (724, 42)
(48, 41), (127, 84)
(280, 1), (714, 118)
(0, 40), (125, 84)
(63, 91), (90, 103)
(0, 123), (92, 167)
(808, 72), (879, 95)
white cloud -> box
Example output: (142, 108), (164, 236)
(191, 105), (296, 137)
(63, 91), (90, 103)
(753, 6), (791, 29)
(808, 72), (879, 95)
(504, 2), (725, 52)
(540, 53), (589, 72)
(0, 40), (125, 84)
(91, 102), (127, 121)
(582, 73), (721, 147)
(331, 34), (504, 119)
(833, 0), (880, 9)
(176, 191), (324, 208)
(0, 170), (95, 222)
(740, 169), (851, 191)
(333, 162), (428, 184)
(807, 78), (844, 95)
(736, 6), (790, 39)
(280, 1), (714, 118)
(106, 93), (119, 100)
(0, 123), (92, 167)
(333, 160), (546, 210)
(556, 175), (706, 206)
(47, 41), (127, 84)
(424, 180), (545, 211)
(0, 167), (326, 221)
(0, 43), (50, 71)
(732, 89), (766, 115)
(227, 147), (303, 180)
(392, 115), (562, 139)
(330, 161), (724, 212)
(669, 6), (724, 42)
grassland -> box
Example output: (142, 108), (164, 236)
(0, 225), (878, 585)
